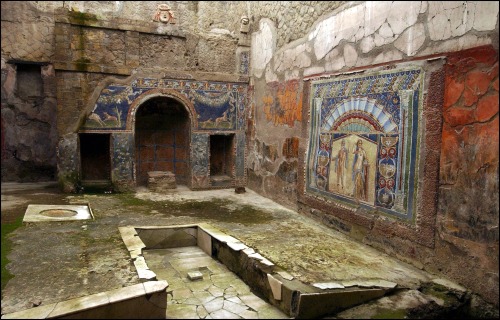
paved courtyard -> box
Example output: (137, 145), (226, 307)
(1, 182), (471, 318)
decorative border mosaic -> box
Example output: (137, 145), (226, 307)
(81, 78), (248, 131)
(306, 68), (423, 222)
(239, 51), (250, 75)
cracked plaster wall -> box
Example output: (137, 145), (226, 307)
(248, 1), (499, 307)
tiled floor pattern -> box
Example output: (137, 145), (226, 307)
(143, 246), (288, 319)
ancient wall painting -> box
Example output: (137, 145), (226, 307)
(263, 80), (303, 127)
(80, 78), (247, 132)
(306, 68), (423, 222)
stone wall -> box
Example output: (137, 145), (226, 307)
(1, 1), (249, 183)
(248, 1), (499, 307)
(1, 2), (58, 181)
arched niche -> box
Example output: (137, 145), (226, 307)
(128, 90), (196, 187)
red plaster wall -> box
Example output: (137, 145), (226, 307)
(438, 45), (499, 305)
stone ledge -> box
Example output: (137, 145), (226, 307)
(1, 281), (168, 319)
(53, 62), (132, 75)
(55, 13), (186, 38)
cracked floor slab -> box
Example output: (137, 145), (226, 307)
(144, 246), (287, 319)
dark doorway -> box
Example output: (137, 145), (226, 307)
(210, 134), (234, 178)
(80, 133), (111, 181)
(135, 97), (190, 186)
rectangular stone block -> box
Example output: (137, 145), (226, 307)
(148, 171), (176, 191)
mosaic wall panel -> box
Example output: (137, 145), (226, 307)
(81, 78), (248, 131)
(235, 132), (246, 178)
(191, 133), (209, 188)
(112, 132), (134, 181)
(239, 51), (250, 75)
(306, 68), (423, 221)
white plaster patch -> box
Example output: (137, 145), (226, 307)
(373, 50), (404, 65)
(312, 17), (336, 61)
(379, 22), (394, 39)
(387, 1), (421, 35)
(360, 36), (375, 53)
(473, 1), (499, 31)
(418, 34), (492, 56)
(364, 1), (390, 37)
(420, 1), (428, 13)
(312, 3), (365, 60)
(343, 44), (358, 67)
(265, 64), (278, 83)
(251, 19), (276, 78)
(394, 23), (426, 56)
(303, 66), (325, 77)
(324, 48), (345, 72)
(427, 2), (480, 41)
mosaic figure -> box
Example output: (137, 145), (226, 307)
(352, 139), (369, 201)
(333, 139), (348, 191)
(88, 112), (105, 127)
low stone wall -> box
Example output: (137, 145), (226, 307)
(119, 223), (398, 318)
(1, 281), (168, 319)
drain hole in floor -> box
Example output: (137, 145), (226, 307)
(39, 209), (78, 217)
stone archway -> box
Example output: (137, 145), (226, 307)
(134, 96), (191, 186)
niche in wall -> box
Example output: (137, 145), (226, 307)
(210, 134), (234, 185)
(16, 63), (43, 100)
(79, 133), (111, 181)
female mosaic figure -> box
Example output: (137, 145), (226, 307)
(352, 139), (369, 201)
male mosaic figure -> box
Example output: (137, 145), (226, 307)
(333, 139), (348, 190)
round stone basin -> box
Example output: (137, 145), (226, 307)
(39, 209), (78, 218)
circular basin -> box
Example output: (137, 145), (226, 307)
(39, 209), (78, 217)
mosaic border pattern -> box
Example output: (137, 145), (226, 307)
(81, 79), (248, 132)
(306, 68), (424, 222)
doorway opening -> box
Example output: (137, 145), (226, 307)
(135, 97), (190, 186)
(210, 134), (234, 186)
(79, 133), (111, 182)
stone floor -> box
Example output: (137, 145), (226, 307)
(0, 182), (489, 318)
(144, 246), (287, 319)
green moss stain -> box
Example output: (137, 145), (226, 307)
(115, 195), (274, 225)
(68, 10), (98, 25)
(68, 10), (97, 72)
(373, 308), (407, 319)
(75, 57), (91, 72)
(58, 171), (79, 191)
(421, 282), (460, 307)
(1, 216), (23, 292)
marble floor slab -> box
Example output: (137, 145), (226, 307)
(23, 204), (92, 222)
(143, 246), (288, 319)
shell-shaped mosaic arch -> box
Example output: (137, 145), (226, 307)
(321, 97), (398, 133)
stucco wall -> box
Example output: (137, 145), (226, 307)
(248, 1), (499, 307)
